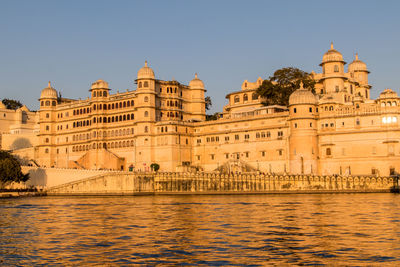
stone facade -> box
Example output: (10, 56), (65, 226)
(47, 171), (399, 195)
(8, 44), (400, 176)
(0, 103), (38, 152)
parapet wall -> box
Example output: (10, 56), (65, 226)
(47, 171), (399, 195)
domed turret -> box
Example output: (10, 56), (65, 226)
(40, 81), (57, 99)
(289, 82), (318, 106)
(320, 42), (346, 66)
(348, 53), (369, 73)
(137, 61), (155, 80)
(379, 89), (398, 99)
(189, 73), (205, 89)
(91, 79), (109, 90)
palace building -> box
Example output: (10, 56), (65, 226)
(5, 44), (400, 176)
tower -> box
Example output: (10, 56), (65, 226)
(288, 82), (319, 174)
(188, 73), (206, 121)
(320, 43), (347, 95)
(135, 61), (156, 170)
(38, 82), (58, 167)
(348, 53), (371, 99)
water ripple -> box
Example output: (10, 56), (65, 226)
(0, 194), (400, 265)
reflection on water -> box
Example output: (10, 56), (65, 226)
(1, 194), (400, 265)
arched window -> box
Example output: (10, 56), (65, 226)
(252, 93), (258, 100)
(119, 115), (122, 121)
(127, 114), (130, 120)
(387, 102), (392, 107)
(45, 101), (50, 106)
(144, 96), (149, 102)
(93, 91), (96, 97)
(243, 94), (248, 101)
(127, 101), (130, 107)
(103, 91), (107, 97)
(123, 102), (126, 108)
(329, 106), (333, 111)
(144, 111), (149, 117)
(234, 96), (240, 103)
(138, 82), (142, 88)
(52, 101), (56, 106)
(131, 100), (134, 106)
(45, 148), (49, 153)
(144, 126), (148, 133)
(144, 81), (149, 87)
(112, 103), (115, 109)
(334, 65), (339, 72)
(123, 115), (126, 121)
(326, 148), (331, 156)
(131, 113), (134, 119)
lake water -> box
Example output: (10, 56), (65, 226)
(1, 194), (400, 266)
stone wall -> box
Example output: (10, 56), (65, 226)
(46, 171), (399, 195)
(21, 166), (119, 188)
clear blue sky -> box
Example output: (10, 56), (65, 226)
(1, 0), (400, 113)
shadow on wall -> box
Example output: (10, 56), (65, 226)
(10, 138), (32, 150)
(25, 168), (48, 187)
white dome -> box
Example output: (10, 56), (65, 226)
(137, 61), (155, 80)
(40, 82), (57, 99)
(320, 43), (345, 65)
(348, 53), (369, 73)
(189, 73), (204, 89)
(289, 82), (318, 105)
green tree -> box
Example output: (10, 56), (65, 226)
(205, 96), (212, 110)
(150, 163), (160, 172)
(2, 99), (23, 110)
(0, 150), (29, 188)
(206, 112), (220, 121)
(256, 67), (315, 106)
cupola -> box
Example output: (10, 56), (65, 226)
(289, 82), (318, 106)
(40, 81), (57, 99)
(320, 42), (346, 66)
(189, 73), (205, 89)
(348, 53), (369, 73)
(137, 61), (155, 80)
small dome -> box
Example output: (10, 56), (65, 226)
(348, 53), (369, 73)
(379, 89), (398, 99)
(137, 61), (155, 80)
(289, 82), (318, 105)
(40, 81), (57, 99)
(91, 79), (109, 89)
(189, 73), (205, 89)
(320, 42), (345, 65)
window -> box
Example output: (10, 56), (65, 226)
(144, 126), (148, 133)
(245, 152), (249, 158)
(234, 96), (240, 103)
(144, 96), (149, 102)
(210, 154), (215, 160)
(294, 108), (297, 113)
(103, 91), (107, 97)
(197, 139), (201, 144)
(138, 82), (142, 88)
(46, 113), (49, 118)
(235, 134), (239, 140)
(46, 125), (49, 131)
(309, 107), (312, 112)
(335, 86), (339, 92)
(45, 148), (49, 153)
(277, 131), (283, 137)
(334, 65), (339, 72)
(144, 81), (149, 87)
(244, 134), (250, 140)
(326, 148), (331, 156)
(294, 123), (297, 128)
(196, 155), (201, 160)
(243, 94), (248, 101)
(45, 101), (50, 106)
(144, 111), (149, 117)
(225, 136), (229, 141)
(252, 93), (258, 100)
(45, 138), (49, 143)
(225, 153), (229, 159)
(261, 151), (266, 157)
